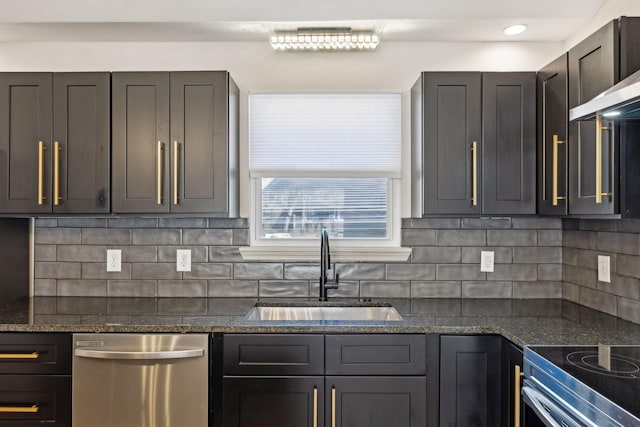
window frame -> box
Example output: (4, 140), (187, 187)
(241, 92), (410, 262)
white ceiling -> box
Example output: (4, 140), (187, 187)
(0, 0), (610, 42)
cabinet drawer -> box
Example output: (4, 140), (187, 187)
(224, 334), (324, 375)
(326, 334), (426, 375)
(0, 375), (70, 427)
(0, 334), (71, 375)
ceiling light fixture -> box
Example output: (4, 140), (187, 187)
(503, 24), (528, 36)
(270, 27), (379, 51)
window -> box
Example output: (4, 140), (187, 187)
(245, 93), (407, 260)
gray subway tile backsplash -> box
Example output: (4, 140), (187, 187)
(31, 216), (640, 325)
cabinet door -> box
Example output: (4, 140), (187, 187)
(482, 72), (536, 215)
(440, 335), (502, 427)
(222, 377), (324, 427)
(422, 72), (482, 215)
(0, 73), (52, 213)
(537, 54), (569, 216)
(0, 375), (70, 427)
(568, 20), (618, 215)
(327, 377), (426, 427)
(112, 72), (170, 213)
(53, 73), (110, 213)
(170, 71), (229, 213)
(501, 340), (523, 427)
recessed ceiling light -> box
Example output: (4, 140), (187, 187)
(503, 24), (528, 36)
(602, 111), (621, 117)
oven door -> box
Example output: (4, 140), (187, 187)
(522, 384), (588, 427)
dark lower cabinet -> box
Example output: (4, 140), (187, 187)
(221, 334), (427, 427)
(0, 375), (70, 427)
(328, 376), (426, 427)
(222, 377), (324, 427)
(0, 333), (71, 427)
(502, 341), (524, 427)
(439, 335), (502, 427)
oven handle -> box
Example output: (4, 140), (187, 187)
(522, 386), (583, 427)
(75, 348), (204, 360)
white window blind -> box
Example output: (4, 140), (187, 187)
(249, 93), (401, 178)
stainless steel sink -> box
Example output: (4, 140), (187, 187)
(245, 302), (403, 321)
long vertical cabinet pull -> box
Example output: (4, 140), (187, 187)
(552, 135), (566, 206)
(471, 141), (478, 206)
(53, 141), (61, 205)
(514, 364), (524, 427)
(595, 114), (611, 204)
(156, 140), (164, 205)
(173, 141), (179, 205)
(313, 386), (318, 427)
(37, 141), (46, 205)
(331, 386), (336, 427)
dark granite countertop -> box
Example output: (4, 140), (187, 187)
(1, 297), (640, 348)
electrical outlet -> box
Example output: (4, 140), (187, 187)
(106, 249), (121, 272)
(598, 255), (611, 283)
(176, 249), (191, 272)
(480, 251), (494, 273)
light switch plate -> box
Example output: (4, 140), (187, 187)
(480, 251), (494, 273)
(598, 255), (611, 283)
(177, 249), (191, 272)
(106, 249), (122, 272)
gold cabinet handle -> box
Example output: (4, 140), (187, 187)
(173, 141), (179, 205)
(0, 352), (39, 359)
(313, 386), (318, 427)
(331, 385), (336, 427)
(471, 141), (478, 206)
(552, 135), (566, 206)
(595, 114), (611, 204)
(37, 141), (46, 205)
(0, 405), (39, 413)
(53, 141), (61, 205)
(514, 364), (524, 427)
(156, 141), (164, 205)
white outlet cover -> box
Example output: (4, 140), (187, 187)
(176, 249), (192, 272)
(598, 255), (611, 283)
(106, 249), (122, 272)
(480, 250), (495, 273)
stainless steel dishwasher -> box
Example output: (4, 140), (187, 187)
(72, 334), (208, 427)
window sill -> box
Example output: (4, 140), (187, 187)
(239, 245), (411, 262)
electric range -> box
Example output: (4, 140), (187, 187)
(524, 345), (640, 427)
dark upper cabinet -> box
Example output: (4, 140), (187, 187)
(439, 335), (502, 427)
(568, 20), (618, 215)
(416, 72), (482, 215)
(53, 73), (110, 213)
(482, 73), (536, 215)
(112, 72), (170, 213)
(537, 54), (569, 216)
(0, 72), (109, 214)
(0, 73), (52, 214)
(412, 72), (535, 216)
(112, 71), (239, 215)
(567, 17), (640, 216)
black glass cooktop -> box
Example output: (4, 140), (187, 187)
(529, 346), (640, 420)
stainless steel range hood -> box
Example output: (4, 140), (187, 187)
(570, 68), (640, 121)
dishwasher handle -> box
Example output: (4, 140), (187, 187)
(75, 348), (204, 360)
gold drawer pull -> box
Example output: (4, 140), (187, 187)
(0, 405), (39, 413)
(471, 141), (478, 206)
(0, 352), (39, 359)
(313, 386), (318, 427)
(157, 140), (164, 205)
(595, 114), (612, 204)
